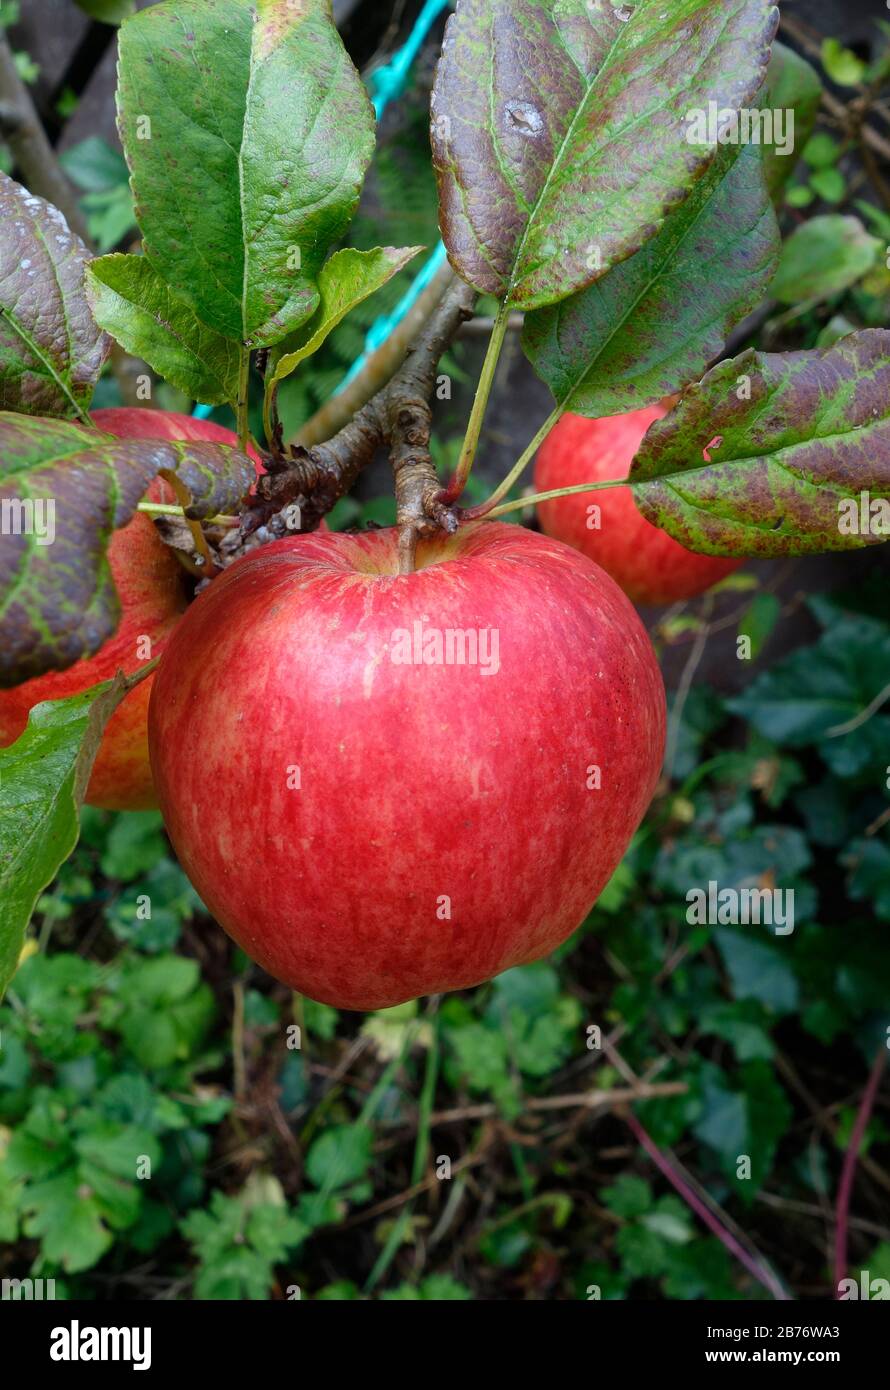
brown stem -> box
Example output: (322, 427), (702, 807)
(384, 278), (477, 571)
(234, 279), (477, 567)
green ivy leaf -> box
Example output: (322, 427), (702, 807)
(847, 839), (890, 922)
(0, 673), (143, 999)
(698, 1000), (775, 1061)
(693, 1060), (791, 1197)
(0, 172), (110, 418)
(714, 927), (800, 1014)
(432, 0), (777, 309)
(728, 606), (890, 778)
(771, 216), (880, 305)
(86, 255), (242, 405)
(760, 41), (821, 200)
(522, 142), (779, 417)
(117, 0), (375, 346)
(0, 412), (254, 684)
(269, 246), (423, 387)
(630, 331), (890, 557)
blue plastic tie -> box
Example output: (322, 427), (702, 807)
(369, 0), (452, 120)
(192, 0), (454, 419)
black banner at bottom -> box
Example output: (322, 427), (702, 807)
(0, 1297), (884, 1375)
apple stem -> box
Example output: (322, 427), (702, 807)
(439, 300), (511, 505)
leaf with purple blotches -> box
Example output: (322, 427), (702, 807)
(631, 332), (890, 556)
(0, 414), (254, 685)
(432, 0), (778, 309)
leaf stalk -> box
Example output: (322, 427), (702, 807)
(440, 300), (511, 504)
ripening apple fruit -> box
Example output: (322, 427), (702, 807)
(0, 409), (252, 810)
(148, 523), (666, 1010)
(534, 405), (743, 605)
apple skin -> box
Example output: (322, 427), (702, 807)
(534, 406), (743, 606)
(148, 522), (666, 1010)
(0, 409), (250, 810)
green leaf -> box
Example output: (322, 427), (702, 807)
(601, 1175), (653, 1219)
(809, 168), (846, 205)
(693, 1061), (791, 1196)
(268, 246), (422, 387)
(821, 38), (867, 88)
(714, 928), (800, 1014)
(771, 216), (879, 305)
(59, 137), (129, 193)
(104, 955), (216, 1067)
(80, 185), (138, 255)
(698, 1000), (774, 1061)
(737, 592), (780, 660)
(117, 0), (375, 346)
(305, 1124), (373, 1190)
(0, 674), (141, 999)
(616, 1222), (670, 1280)
(847, 839), (890, 922)
(86, 255), (242, 405)
(785, 184), (814, 209)
(630, 330), (890, 557)
(182, 1189), (307, 1299)
(522, 142), (779, 417)
(0, 172), (110, 418)
(728, 607), (890, 778)
(20, 1171), (112, 1272)
(802, 133), (841, 170)
(99, 810), (167, 881)
(760, 41), (821, 199)
(432, 0), (777, 309)
(0, 413), (254, 683)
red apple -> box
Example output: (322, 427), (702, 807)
(534, 405), (743, 606)
(148, 522), (666, 1010)
(0, 409), (251, 810)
